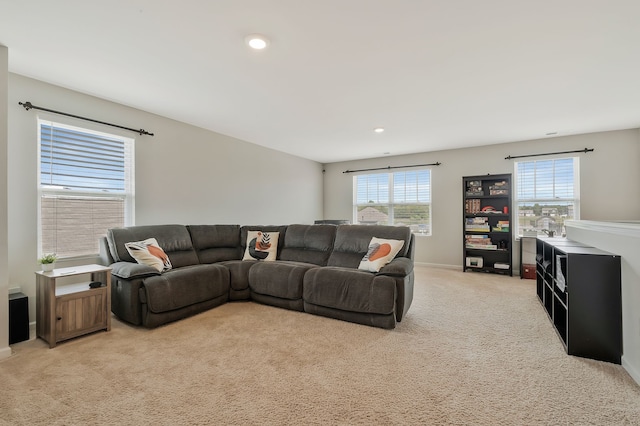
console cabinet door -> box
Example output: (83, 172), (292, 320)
(55, 289), (107, 341)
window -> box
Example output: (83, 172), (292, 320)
(353, 169), (431, 235)
(38, 120), (134, 258)
(514, 157), (579, 237)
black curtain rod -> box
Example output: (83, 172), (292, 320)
(19, 101), (154, 136)
(343, 162), (441, 174)
(505, 147), (593, 160)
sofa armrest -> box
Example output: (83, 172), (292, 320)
(377, 257), (415, 323)
(377, 257), (414, 277)
(110, 261), (160, 279)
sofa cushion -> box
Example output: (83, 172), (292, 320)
(242, 231), (279, 261)
(108, 225), (199, 268)
(358, 237), (405, 272)
(249, 261), (318, 300)
(279, 224), (337, 266)
(328, 225), (411, 269)
(218, 260), (254, 292)
(303, 267), (396, 315)
(141, 264), (229, 313)
(188, 224), (242, 263)
(125, 238), (173, 272)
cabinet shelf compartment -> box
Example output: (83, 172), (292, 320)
(536, 272), (544, 302)
(543, 279), (553, 317)
(553, 294), (568, 346)
(554, 281), (567, 306)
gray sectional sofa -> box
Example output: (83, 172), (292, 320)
(99, 223), (415, 329)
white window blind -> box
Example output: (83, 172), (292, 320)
(515, 157), (579, 236)
(354, 169), (431, 235)
(39, 120), (134, 258)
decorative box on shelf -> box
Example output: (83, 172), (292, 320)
(466, 257), (483, 268)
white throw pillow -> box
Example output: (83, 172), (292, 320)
(358, 237), (405, 272)
(125, 238), (172, 272)
(242, 231), (279, 261)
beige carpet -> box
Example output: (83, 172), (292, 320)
(1, 266), (639, 425)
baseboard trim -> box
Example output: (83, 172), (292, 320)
(414, 262), (461, 270)
(414, 262), (520, 276)
(0, 345), (12, 360)
(622, 356), (640, 386)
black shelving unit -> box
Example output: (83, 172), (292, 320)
(536, 237), (622, 364)
(463, 173), (512, 275)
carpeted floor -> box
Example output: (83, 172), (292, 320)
(1, 265), (639, 425)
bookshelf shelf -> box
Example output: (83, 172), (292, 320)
(463, 173), (512, 275)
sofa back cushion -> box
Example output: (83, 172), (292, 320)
(188, 225), (242, 263)
(240, 225), (288, 258)
(279, 224), (337, 266)
(107, 224), (199, 268)
(328, 225), (412, 269)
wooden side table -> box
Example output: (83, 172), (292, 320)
(36, 264), (111, 348)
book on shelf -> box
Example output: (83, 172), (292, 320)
(466, 243), (498, 250)
(466, 217), (488, 224)
(466, 217), (490, 232)
(491, 220), (510, 232)
(465, 235), (492, 242)
(465, 235), (494, 248)
(465, 199), (482, 213)
(494, 262), (510, 270)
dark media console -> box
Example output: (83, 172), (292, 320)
(536, 237), (622, 364)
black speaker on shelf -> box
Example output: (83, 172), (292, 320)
(9, 292), (29, 344)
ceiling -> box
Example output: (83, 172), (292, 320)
(1, 1), (640, 164)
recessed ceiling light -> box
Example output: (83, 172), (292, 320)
(546, 132), (558, 136)
(245, 34), (269, 50)
(374, 127), (385, 133)
(383, 152), (391, 155)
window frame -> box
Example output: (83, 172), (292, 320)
(514, 156), (580, 237)
(37, 118), (135, 260)
(352, 169), (432, 236)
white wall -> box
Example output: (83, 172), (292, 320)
(323, 129), (640, 268)
(7, 74), (323, 328)
(0, 46), (10, 359)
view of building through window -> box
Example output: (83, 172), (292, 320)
(515, 157), (579, 236)
(39, 120), (134, 258)
(353, 169), (431, 235)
